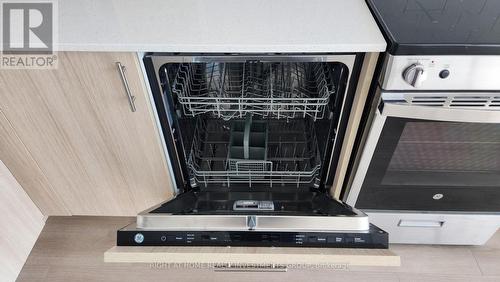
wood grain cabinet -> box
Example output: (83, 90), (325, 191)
(0, 52), (173, 216)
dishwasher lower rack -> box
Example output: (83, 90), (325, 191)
(171, 62), (336, 121)
(187, 118), (322, 188)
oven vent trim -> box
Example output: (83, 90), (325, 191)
(402, 95), (500, 109)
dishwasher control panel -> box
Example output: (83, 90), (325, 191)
(117, 224), (389, 249)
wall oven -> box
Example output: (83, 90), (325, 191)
(350, 92), (500, 211)
(116, 53), (388, 248)
(346, 55), (500, 245)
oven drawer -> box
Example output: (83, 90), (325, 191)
(367, 211), (500, 245)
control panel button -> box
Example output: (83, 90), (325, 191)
(308, 236), (318, 243)
(327, 235), (344, 243)
(439, 69), (450, 79)
(230, 234), (242, 241)
(294, 234), (305, 244)
(167, 235), (184, 242)
(186, 233), (195, 243)
(403, 63), (427, 88)
(354, 236), (367, 244)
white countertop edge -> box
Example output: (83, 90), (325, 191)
(55, 43), (387, 53)
(51, 0), (387, 53)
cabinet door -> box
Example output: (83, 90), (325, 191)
(0, 52), (173, 215)
(0, 110), (68, 215)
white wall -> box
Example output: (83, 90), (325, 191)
(0, 160), (45, 282)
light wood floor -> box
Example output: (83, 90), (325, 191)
(18, 216), (500, 282)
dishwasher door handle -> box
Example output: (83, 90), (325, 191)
(116, 62), (136, 112)
(398, 220), (444, 228)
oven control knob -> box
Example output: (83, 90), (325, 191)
(403, 64), (427, 88)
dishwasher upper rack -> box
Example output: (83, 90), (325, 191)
(170, 62), (336, 121)
(187, 118), (322, 188)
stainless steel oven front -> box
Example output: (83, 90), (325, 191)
(347, 91), (500, 212)
(344, 54), (500, 245)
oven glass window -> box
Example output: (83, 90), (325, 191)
(356, 117), (500, 211)
(382, 122), (500, 187)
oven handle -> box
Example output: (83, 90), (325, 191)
(381, 102), (500, 123)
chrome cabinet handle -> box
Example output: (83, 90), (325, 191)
(116, 62), (136, 112)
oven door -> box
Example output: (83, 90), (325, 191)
(347, 92), (500, 212)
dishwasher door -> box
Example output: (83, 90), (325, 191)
(116, 189), (389, 248)
(135, 190), (370, 232)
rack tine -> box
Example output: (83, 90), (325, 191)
(293, 136), (297, 157)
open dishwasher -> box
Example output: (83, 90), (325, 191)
(117, 54), (388, 248)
